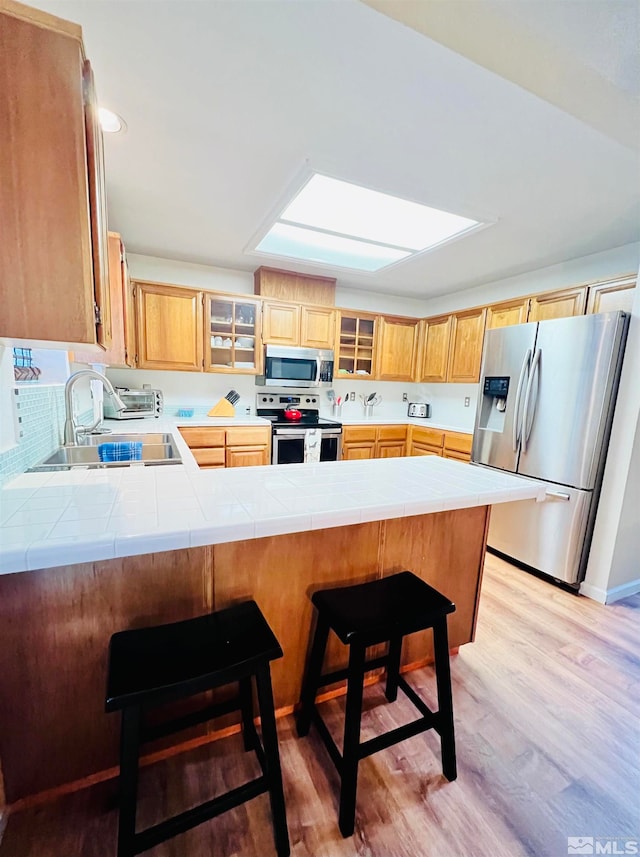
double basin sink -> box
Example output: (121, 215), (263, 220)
(28, 433), (182, 472)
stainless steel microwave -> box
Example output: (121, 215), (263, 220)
(257, 345), (334, 388)
(103, 387), (163, 419)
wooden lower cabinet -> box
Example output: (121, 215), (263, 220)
(179, 425), (271, 468)
(0, 506), (490, 801)
(342, 442), (376, 460)
(342, 424), (407, 459)
(377, 440), (405, 458)
(409, 426), (444, 456)
(226, 446), (269, 467)
(443, 431), (473, 462)
(408, 427), (472, 461)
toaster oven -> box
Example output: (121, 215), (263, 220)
(103, 387), (163, 419)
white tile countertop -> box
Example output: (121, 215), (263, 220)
(0, 419), (545, 575)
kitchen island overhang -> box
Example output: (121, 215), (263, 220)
(0, 456), (545, 805)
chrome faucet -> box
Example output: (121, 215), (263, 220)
(63, 370), (127, 445)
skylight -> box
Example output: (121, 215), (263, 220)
(253, 173), (482, 273)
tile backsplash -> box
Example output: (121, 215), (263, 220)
(0, 385), (66, 487)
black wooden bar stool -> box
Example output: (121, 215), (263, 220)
(106, 600), (290, 857)
(296, 571), (457, 837)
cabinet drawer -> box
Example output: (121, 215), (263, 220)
(225, 427), (271, 446)
(444, 432), (473, 454)
(443, 449), (471, 462)
(192, 447), (226, 467)
(179, 427), (226, 448)
(377, 425), (407, 441)
(343, 426), (377, 443)
(410, 442), (442, 457)
(411, 427), (444, 447)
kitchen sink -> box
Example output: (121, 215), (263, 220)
(27, 433), (182, 471)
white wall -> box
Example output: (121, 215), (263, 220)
(128, 254), (431, 318)
(420, 242), (640, 317)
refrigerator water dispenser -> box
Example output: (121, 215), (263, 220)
(479, 376), (510, 431)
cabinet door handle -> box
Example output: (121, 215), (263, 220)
(545, 490), (570, 501)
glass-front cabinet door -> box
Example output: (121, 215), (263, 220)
(205, 295), (262, 374)
(337, 312), (376, 380)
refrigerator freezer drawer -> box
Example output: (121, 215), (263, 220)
(488, 478), (592, 584)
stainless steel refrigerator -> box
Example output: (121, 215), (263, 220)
(471, 311), (628, 587)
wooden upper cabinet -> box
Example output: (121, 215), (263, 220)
(448, 308), (487, 383)
(419, 316), (452, 382)
(83, 60), (110, 349)
(262, 300), (336, 349)
(0, 7), (107, 346)
(135, 282), (203, 371)
(586, 276), (636, 314)
(528, 287), (586, 322)
(254, 266), (336, 306)
(262, 301), (300, 346)
(71, 232), (132, 366)
(205, 295), (262, 374)
(486, 298), (530, 329)
(300, 306), (337, 349)
(375, 317), (419, 381)
(337, 312), (377, 380)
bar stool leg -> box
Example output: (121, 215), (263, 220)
(255, 664), (290, 857)
(384, 635), (403, 703)
(338, 642), (366, 838)
(239, 677), (258, 751)
(296, 616), (330, 737)
(117, 704), (141, 857)
(433, 618), (457, 782)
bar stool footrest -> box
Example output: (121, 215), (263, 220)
(133, 775), (268, 855)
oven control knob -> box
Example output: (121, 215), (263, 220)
(306, 398), (311, 403)
(269, 397), (274, 402)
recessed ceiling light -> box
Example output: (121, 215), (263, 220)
(98, 107), (126, 134)
(252, 173), (486, 273)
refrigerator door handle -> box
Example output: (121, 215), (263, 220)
(545, 490), (571, 501)
(512, 348), (532, 452)
(521, 348), (541, 454)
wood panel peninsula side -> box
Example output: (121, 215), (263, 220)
(0, 453), (544, 806)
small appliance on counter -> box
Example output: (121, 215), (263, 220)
(103, 386), (163, 419)
(408, 402), (431, 418)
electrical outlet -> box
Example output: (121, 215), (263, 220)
(464, 397), (470, 407)
(349, 392), (355, 402)
(402, 393), (408, 402)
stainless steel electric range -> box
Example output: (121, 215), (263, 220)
(256, 392), (342, 465)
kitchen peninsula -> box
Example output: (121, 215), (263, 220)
(0, 428), (544, 805)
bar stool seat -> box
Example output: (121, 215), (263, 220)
(106, 600), (290, 857)
(297, 571), (457, 837)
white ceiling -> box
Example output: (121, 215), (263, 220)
(36, 0), (640, 299)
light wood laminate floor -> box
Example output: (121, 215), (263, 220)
(2, 554), (639, 857)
